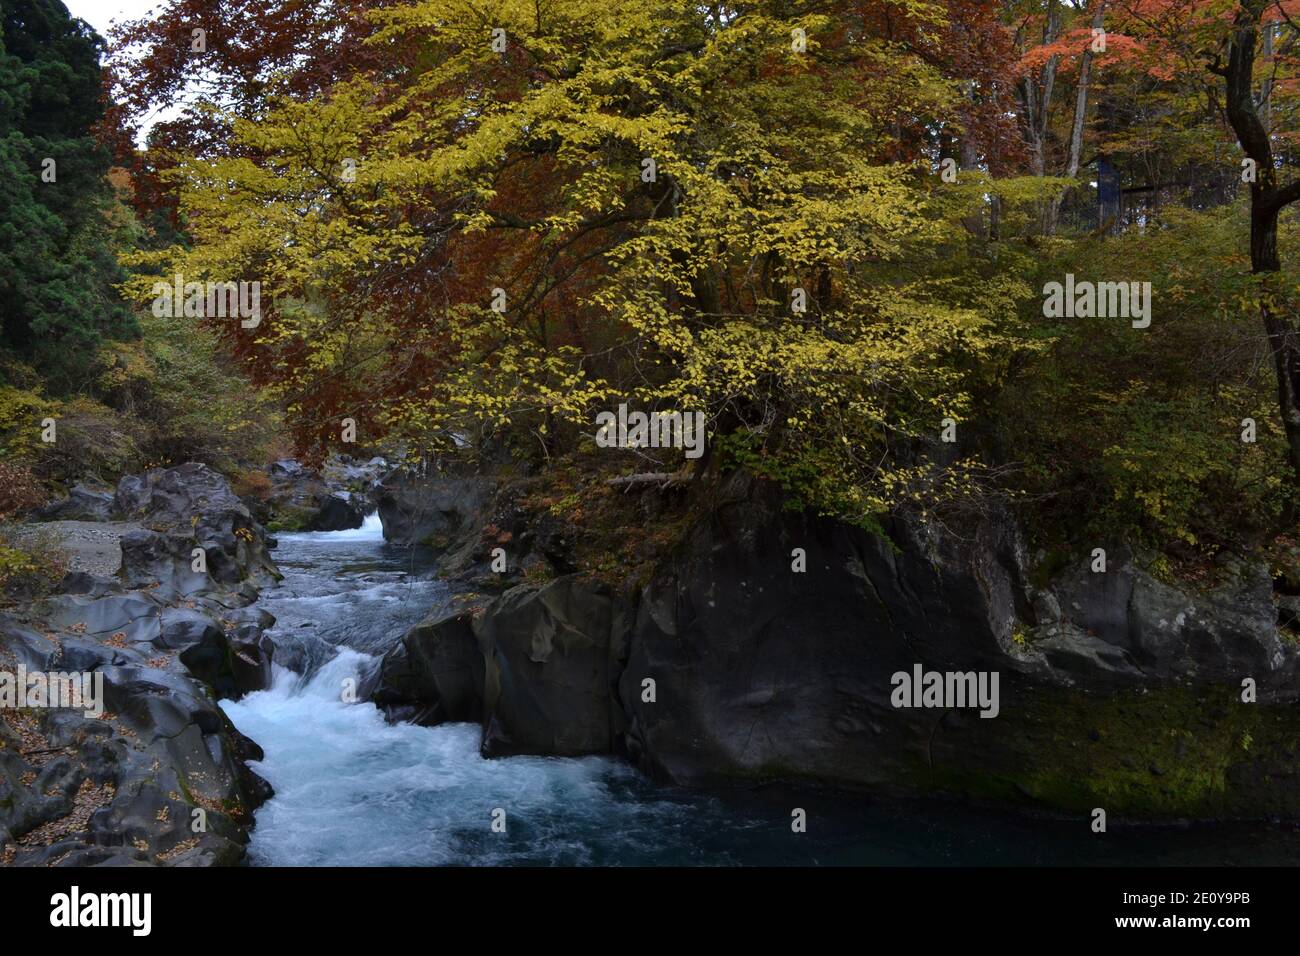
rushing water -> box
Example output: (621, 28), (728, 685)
(222, 516), (1300, 866)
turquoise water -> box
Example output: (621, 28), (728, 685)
(222, 518), (1300, 867)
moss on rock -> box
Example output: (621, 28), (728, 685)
(266, 505), (315, 533)
(930, 683), (1300, 821)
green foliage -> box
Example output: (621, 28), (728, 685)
(0, 307), (281, 488)
(1002, 204), (1298, 556)
(95, 310), (283, 473)
(0, 377), (51, 464)
(1093, 387), (1287, 548)
(34, 393), (139, 482)
(95, 0), (1300, 568)
(0, 0), (135, 389)
(0, 375), (142, 486)
(0, 527), (65, 601)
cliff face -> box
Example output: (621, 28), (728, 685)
(370, 469), (1300, 822)
(617, 474), (1300, 819)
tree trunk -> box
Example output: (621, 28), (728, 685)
(1046, 2), (1106, 234)
(1018, 0), (1061, 180)
(1218, 1), (1300, 482)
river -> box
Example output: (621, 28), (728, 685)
(221, 516), (1300, 866)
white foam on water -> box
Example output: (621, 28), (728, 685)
(283, 511), (385, 543)
(223, 649), (700, 866)
(218, 510), (1300, 867)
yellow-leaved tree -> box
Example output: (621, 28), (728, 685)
(123, 0), (1053, 527)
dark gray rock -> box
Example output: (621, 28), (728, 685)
(323, 455), (389, 488)
(35, 482), (115, 521)
(269, 459), (305, 480)
(364, 596), (485, 725)
(229, 627), (274, 696)
(0, 618), (60, 669)
(475, 576), (626, 756)
(114, 463), (280, 589)
(0, 652), (271, 867)
(157, 607), (224, 651)
(263, 455), (385, 532)
(44, 592), (162, 644)
(618, 476), (986, 787)
(56, 571), (123, 597)
(374, 471), (494, 547)
(176, 624), (272, 701)
(118, 530), (210, 595)
(1017, 555), (1297, 692)
(221, 605), (276, 631)
(0, 463), (280, 867)
(308, 492), (365, 532)
(57, 636), (139, 671)
(604, 473), (1300, 819)
(407, 601), (484, 723)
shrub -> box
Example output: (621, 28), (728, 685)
(0, 381), (52, 465)
(231, 469), (273, 502)
(0, 530), (66, 603)
(0, 461), (45, 521)
(1001, 205), (1297, 561)
(33, 396), (140, 484)
(94, 311), (282, 473)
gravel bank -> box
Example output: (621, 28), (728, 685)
(1, 520), (142, 577)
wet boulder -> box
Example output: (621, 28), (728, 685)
(229, 625), (274, 695)
(604, 472), (1300, 820)
(406, 600), (484, 722)
(263, 455), (382, 532)
(374, 470), (494, 548)
(474, 576), (627, 757)
(364, 597), (486, 725)
(157, 607), (224, 651)
(308, 492), (366, 532)
(176, 625), (272, 701)
(618, 477), (962, 788)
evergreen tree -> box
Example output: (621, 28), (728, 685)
(0, 0), (133, 389)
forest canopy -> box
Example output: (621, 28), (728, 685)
(5, 0), (1300, 564)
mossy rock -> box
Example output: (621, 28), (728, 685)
(266, 505), (315, 533)
(927, 682), (1300, 822)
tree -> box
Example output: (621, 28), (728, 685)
(102, 0), (383, 233)
(0, 0), (133, 389)
(122, 0), (1043, 524)
(1209, 1), (1300, 478)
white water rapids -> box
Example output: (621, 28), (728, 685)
(220, 516), (1300, 866)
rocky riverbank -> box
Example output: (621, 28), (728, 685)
(3, 521), (141, 578)
(7, 451), (1295, 868)
(364, 466), (1300, 823)
(255, 456), (388, 533)
(0, 463), (279, 865)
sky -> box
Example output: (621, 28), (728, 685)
(64, 0), (161, 39)
(64, 1), (180, 141)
